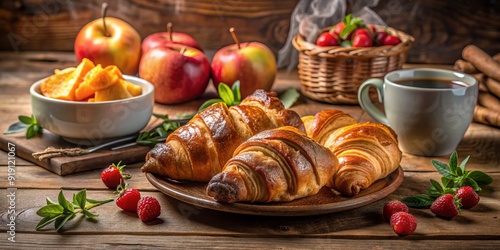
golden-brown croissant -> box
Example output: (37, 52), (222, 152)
(141, 90), (305, 182)
(206, 126), (339, 203)
(303, 110), (402, 196)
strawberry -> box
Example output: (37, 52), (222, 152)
(116, 186), (141, 213)
(352, 33), (373, 47)
(137, 196), (161, 222)
(383, 200), (409, 221)
(383, 35), (401, 45)
(316, 32), (340, 46)
(456, 186), (480, 209)
(390, 212), (417, 236)
(430, 193), (460, 218)
(100, 161), (131, 189)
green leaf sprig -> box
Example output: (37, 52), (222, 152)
(3, 115), (42, 139)
(35, 189), (113, 232)
(199, 81), (241, 112)
(402, 151), (493, 208)
(199, 80), (300, 111)
(135, 113), (183, 147)
(338, 14), (364, 40)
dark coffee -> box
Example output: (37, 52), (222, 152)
(395, 78), (468, 89)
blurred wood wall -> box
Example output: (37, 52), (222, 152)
(1, 0), (499, 64)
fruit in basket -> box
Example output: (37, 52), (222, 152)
(142, 22), (202, 55)
(383, 34), (402, 46)
(352, 33), (373, 47)
(315, 14), (402, 48)
(74, 3), (141, 75)
(316, 32), (339, 46)
(139, 44), (210, 104)
(211, 27), (277, 98)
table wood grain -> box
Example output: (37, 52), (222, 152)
(0, 52), (499, 249)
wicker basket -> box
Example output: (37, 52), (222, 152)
(292, 25), (414, 104)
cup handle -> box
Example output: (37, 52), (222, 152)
(358, 78), (389, 125)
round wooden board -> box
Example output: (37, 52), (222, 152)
(146, 166), (404, 216)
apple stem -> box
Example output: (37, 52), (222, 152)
(180, 47), (186, 55)
(101, 3), (110, 37)
(229, 27), (240, 50)
(167, 22), (173, 41)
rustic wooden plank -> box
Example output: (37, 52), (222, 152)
(2, 1), (500, 64)
(2, 235), (500, 249)
(1, 173), (498, 237)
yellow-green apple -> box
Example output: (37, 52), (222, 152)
(211, 28), (277, 97)
(139, 44), (210, 104)
(74, 3), (141, 75)
(142, 22), (202, 55)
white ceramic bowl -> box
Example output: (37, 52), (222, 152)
(30, 75), (154, 145)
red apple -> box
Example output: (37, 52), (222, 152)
(139, 44), (210, 104)
(142, 22), (202, 55)
(211, 28), (276, 97)
(74, 3), (141, 75)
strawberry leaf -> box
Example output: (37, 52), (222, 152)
(401, 194), (434, 208)
(430, 179), (443, 193)
(467, 170), (493, 187)
(431, 159), (454, 178)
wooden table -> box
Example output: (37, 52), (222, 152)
(1, 52), (499, 249)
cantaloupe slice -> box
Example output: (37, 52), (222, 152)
(93, 78), (133, 102)
(43, 58), (95, 101)
(121, 79), (142, 97)
(40, 67), (75, 97)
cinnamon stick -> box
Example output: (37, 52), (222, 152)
(462, 45), (500, 82)
(474, 105), (500, 127)
(485, 77), (500, 99)
(454, 59), (479, 74)
(478, 91), (500, 111)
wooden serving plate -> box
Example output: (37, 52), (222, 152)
(146, 166), (404, 216)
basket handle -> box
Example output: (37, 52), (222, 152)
(358, 78), (389, 125)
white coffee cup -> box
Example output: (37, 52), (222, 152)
(358, 68), (478, 156)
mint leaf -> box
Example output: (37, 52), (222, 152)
(3, 121), (28, 134)
(199, 99), (223, 112)
(431, 159), (454, 178)
(231, 80), (241, 103)
(55, 213), (76, 231)
(35, 215), (62, 230)
(58, 190), (74, 212)
(467, 170), (493, 187)
(430, 179), (443, 193)
(35, 189), (113, 232)
(19, 115), (35, 124)
(459, 155), (470, 173)
(36, 204), (64, 217)
(218, 83), (234, 106)
(448, 151), (458, 175)
(465, 177), (481, 192)
(401, 194), (434, 208)
(73, 190), (87, 209)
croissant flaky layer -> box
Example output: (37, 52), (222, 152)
(141, 90), (305, 182)
(206, 126), (339, 203)
(303, 110), (402, 196)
